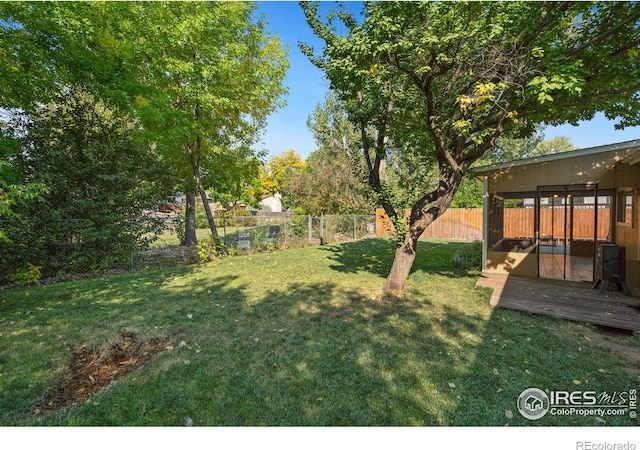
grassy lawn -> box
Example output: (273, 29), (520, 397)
(0, 238), (638, 426)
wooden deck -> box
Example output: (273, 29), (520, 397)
(477, 273), (640, 331)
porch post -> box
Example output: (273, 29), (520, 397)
(482, 176), (488, 272)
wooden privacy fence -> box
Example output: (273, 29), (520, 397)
(376, 208), (483, 240)
(376, 207), (611, 241)
(502, 207), (611, 240)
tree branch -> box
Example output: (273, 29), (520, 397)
(566, 9), (640, 58)
(411, 185), (442, 221)
(356, 92), (396, 220)
(581, 86), (640, 99)
(519, 2), (574, 48)
(609, 39), (640, 58)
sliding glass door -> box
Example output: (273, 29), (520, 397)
(536, 185), (612, 282)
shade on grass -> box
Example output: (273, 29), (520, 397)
(0, 239), (638, 426)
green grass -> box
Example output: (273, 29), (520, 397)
(0, 238), (638, 426)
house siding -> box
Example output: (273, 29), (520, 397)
(477, 142), (640, 288)
(485, 147), (637, 193)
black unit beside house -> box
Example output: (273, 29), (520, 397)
(594, 244), (632, 296)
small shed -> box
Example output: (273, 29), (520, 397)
(474, 139), (640, 289)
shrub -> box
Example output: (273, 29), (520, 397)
(9, 263), (42, 285)
(196, 235), (225, 263)
(0, 89), (173, 283)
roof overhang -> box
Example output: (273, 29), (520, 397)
(473, 139), (640, 175)
(622, 147), (640, 165)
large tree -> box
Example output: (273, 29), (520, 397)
(1, 88), (173, 280)
(256, 149), (305, 205)
(204, 146), (263, 211)
(132, 2), (289, 245)
(301, 1), (640, 293)
(0, 122), (48, 239)
(287, 92), (373, 215)
(0, 2), (288, 247)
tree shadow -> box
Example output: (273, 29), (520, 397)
(171, 280), (481, 426)
(320, 238), (396, 277)
(446, 294), (640, 427)
(0, 266), (237, 424)
(321, 238), (481, 280)
(5, 266), (488, 425)
(11, 247), (633, 427)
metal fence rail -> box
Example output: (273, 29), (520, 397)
(214, 213), (377, 247)
(141, 213), (376, 247)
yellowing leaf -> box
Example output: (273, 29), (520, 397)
(134, 94), (148, 107)
(532, 46), (544, 58)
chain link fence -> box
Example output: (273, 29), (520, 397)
(217, 213), (376, 247)
(1, 214), (376, 286)
(133, 213), (376, 269)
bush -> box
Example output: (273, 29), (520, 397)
(196, 235), (225, 263)
(8, 263), (42, 285)
(0, 89), (173, 283)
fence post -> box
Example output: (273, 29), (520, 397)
(320, 213), (324, 244)
(353, 214), (357, 240)
(222, 213), (227, 243)
(283, 217), (287, 247)
(308, 214), (312, 242)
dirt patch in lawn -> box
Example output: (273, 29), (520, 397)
(37, 330), (169, 413)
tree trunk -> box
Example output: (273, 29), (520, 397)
(383, 234), (418, 293)
(183, 191), (197, 247)
(382, 172), (463, 294)
(195, 174), (219, 240)
(189, 126), (220, 241)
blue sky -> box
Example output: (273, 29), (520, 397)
(254, 1), (640, 160)
(253, 1), (335, 159)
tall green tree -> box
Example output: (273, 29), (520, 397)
(121, 2), (289, 246)
(481, 130), (576, 165)
(0, 2), (289, 247)
(451, 133), (577, 209)
(288, 150), (374, 215)
(536, 135), (576, 156)
(1, 88), (172, 280)
(0, 2), (149, 114)
(302, 1), (640, 292)
(0, 121), (49, 239)
(287, 92), (373, 215)
(204, 146), (263, 210)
